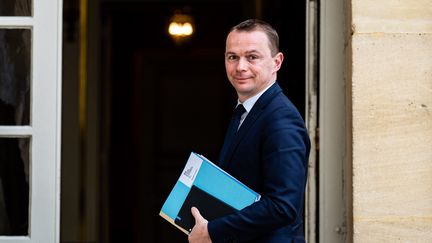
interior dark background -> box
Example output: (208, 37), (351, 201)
(101, 1), (305, 242)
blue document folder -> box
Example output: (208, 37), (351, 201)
(159, 152), (261, 234)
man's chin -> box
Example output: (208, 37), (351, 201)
(233, 82), (251, 89)
(234, 87), (252, 95)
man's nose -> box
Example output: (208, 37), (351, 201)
(236, 58), (248, 71)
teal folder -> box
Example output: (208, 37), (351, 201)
(159, 152), (261, 234)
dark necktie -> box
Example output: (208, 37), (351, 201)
(218, 104), (246, 167)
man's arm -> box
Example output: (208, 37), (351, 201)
(207, 105), (310, 242)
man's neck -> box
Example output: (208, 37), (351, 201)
(237, 81), (275, 113)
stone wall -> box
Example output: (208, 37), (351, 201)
(351, 0), (432, 242)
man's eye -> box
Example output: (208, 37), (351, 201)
(247, 55), (258, 61)
(227, 55), (238, 60)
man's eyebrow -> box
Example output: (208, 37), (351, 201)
(225, 50), (261, 55)
(225, 51), (236, 55)
(245, 50), (260, 54)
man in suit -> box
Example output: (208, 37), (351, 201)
(189, 19), (310, 243)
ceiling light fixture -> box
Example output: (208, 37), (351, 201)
(168, 10), (195, 44)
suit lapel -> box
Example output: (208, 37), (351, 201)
(223, 83), (283, 169)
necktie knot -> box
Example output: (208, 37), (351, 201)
(233, 104), (246, 120)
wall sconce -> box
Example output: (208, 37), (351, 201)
(168, 11), (195, 44)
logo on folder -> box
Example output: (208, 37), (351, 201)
(179, 153), (203, 187)
(183, 166), (197, 180)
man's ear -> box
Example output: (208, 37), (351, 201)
(273, 52), (284, 72)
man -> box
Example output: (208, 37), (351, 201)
(189, 19), (310, 243)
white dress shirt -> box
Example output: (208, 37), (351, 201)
(236, 82), (275, 129)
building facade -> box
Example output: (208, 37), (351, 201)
(0, 0), (430, 242)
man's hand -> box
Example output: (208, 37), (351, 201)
(188, 207), (212, 243)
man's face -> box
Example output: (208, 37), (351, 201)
(225, 30), (283, 102)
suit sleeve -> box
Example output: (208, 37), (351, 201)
(207, 106), (310, 242)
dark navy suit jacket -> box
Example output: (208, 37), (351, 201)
(208, 82), (310, 243)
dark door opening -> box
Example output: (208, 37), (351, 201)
(101, 1), (305, 242)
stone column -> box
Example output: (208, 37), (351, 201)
(351, 1), (432, 242)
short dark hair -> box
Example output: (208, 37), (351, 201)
(229, 19), (280, 56)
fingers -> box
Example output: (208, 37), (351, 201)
(191, 207), (208, 225)
(191, 206), (201, 221)
(188, 207), (211, 243)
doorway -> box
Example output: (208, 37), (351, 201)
(101, 1), (306, 242)
(61, 1), (307, 242)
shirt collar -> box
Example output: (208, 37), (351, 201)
(237, 82), (275, 113)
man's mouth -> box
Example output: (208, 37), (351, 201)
(235, 77), (251, 81)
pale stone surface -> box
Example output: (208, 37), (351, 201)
(352, 33), (432, 242)
(352, 0), (432, 33)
